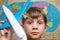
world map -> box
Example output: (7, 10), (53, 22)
(0, 0), (60, 32)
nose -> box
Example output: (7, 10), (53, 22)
(32, 22), (38, 30)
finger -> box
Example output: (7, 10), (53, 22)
(1, 28), (8, 37)
(7, 28), (13, 40)
(0, 21), (5, 25)
(0, 21), (5, 24)
(0, 30), (5, 36)
(0, 19), (7, 24)
(3, 28), (8, 36)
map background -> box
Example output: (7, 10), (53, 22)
(0, 0), (60, 40)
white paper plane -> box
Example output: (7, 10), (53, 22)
(2, 5), (27, 40)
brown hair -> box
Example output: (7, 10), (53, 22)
(22, 7), (47, 24)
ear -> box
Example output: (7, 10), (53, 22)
(45, 24), (48, 32)
(19, 20), (24, 28)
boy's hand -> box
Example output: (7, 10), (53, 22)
(0, 20), (13, 40)
(0, 29), (13, 40)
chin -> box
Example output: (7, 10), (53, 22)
(30, 35), (40, 39)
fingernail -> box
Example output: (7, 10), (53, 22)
(3, 28), (8, 35)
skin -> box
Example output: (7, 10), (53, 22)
(23, 16), (47, 40)
(0, 20), (13, 40)
(0, 15), (47, 40)
(0, 29), (13, 40)
(0, 8), (17, 40)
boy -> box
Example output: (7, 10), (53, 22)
(0, 7), (47, 40)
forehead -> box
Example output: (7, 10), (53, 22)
(25, 15), (44, 21)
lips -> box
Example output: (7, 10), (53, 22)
(31, 32), (39, 35)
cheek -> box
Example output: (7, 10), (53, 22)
(38, 25), (46, 32)
(23, 25), (32, 33)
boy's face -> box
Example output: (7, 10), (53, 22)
(23, 15), (47, 39)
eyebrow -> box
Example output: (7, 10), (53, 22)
(37, 20), (44, 23)
(38, 18), (44, 20)
(37, 18), (44, 21)
(25, 19), (33, 22)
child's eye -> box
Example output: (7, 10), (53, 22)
(38, 22), (42, 24)
(28, 22), (32, 24)
(37, 20), (44, 24)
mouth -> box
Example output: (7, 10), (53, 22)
(31, 32), (39, 35)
